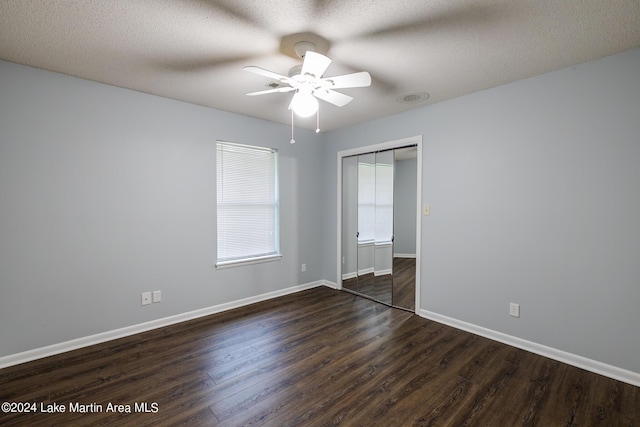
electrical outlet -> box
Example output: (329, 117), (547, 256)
(153, 290), (162, 303)
(301, 263), (307, 272)
(509, 303), (520, 318)
(141, 292), (152, 306)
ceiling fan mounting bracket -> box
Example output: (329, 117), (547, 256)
(293, 41), (317, 59)
(280, 32), (330, 59)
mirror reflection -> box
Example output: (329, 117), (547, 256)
(391, 148), (417, 310)
(341, 145), (417, 311)
(341, 155), (359, 293)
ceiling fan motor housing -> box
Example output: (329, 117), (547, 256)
(288, 64), (303, 77)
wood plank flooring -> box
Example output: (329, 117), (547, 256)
(342, 257), (415, 310)
(1, 286), (638, 426)
(392, 257), (415, 310)
(344, 272), (393, 306)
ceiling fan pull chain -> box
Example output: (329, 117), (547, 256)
(316, 107), (320, 133)
(290, 109), (295, 144)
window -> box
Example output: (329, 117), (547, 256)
(216, 141), (280, 267)
(357, 160), (376, 243)
(374, 162), (394, 244)
(357, 157), (394, 245)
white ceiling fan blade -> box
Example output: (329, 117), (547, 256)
(313, 89), (353, 107)
(246, 87), (295, 96)
(322, 71), (372, 89)
(243, 66), (294, 84)
(300, 51), (332, 78)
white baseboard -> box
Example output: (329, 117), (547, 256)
(0, 280), (331, 370)
(374, 269), (392, 277)
(323, 280), (339, 290)
(418, 308), (640, 388)
(341, 271), (357, 280)
(345, 269), (391, 278)
(4, 283), (637, 388)
(393, 253), (416, 258)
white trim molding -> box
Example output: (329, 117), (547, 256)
(323, 280), (339, 290)
(0, 280), (333, 369)
(418, 308), (640, 388)
(393, 253), (416, 259)
(341, 271), (357, 280)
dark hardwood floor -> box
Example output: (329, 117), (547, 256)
(342, 257), (415, 310)
(344, 272), (393, 306)
(1, 287), (638, 426)
(392, 257), (415, 311)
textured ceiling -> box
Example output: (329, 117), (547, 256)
(1, 0), (639, 131)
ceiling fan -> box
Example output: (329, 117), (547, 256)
(243, 41), (372, 121)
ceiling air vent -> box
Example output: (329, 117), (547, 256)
(397, 92), (429, 104)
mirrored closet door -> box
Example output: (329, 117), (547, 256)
(341, 145), (417, 311)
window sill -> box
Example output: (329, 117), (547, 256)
(215, 254), (282, 270)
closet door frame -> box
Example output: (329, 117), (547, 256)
(336, 135), (422, 313)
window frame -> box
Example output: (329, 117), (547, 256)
(215, 140), (281, 269)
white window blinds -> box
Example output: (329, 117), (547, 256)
(357, 161), (376, 243)
(374, 163), (394, 244)
(216, 141), (280, 266)
(357, 158), (394, 245)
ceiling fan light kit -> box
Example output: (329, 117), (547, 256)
(289, 88), (318, 117)
(243, 37), (372, 142)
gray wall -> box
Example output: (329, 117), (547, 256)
(393, 157), (417, 256)
(0, 60), (324, 357)
(2, 47), (640, 377)
(321, 48), (640, 374)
